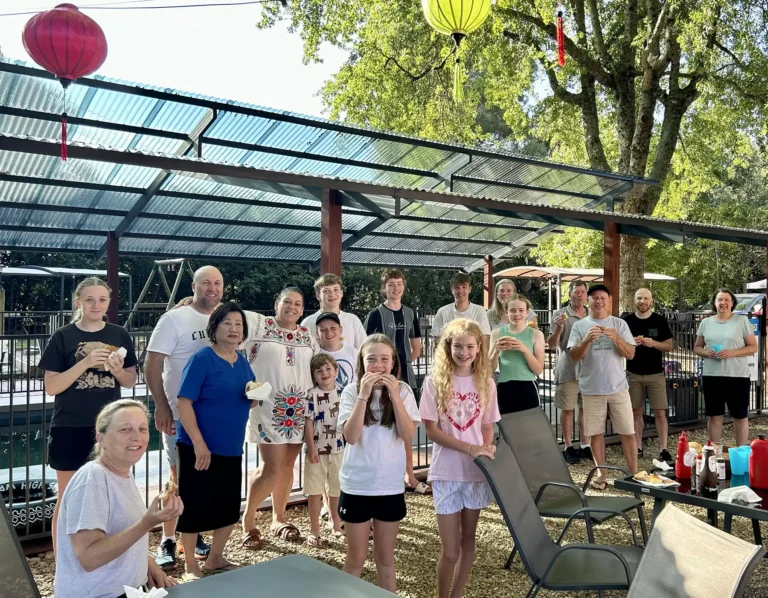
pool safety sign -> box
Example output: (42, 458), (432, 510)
(748, 317), (760, 382)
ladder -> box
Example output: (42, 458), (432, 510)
(123, 258), (196, 330)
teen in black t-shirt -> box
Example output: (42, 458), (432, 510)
(37, 278), (137, 550)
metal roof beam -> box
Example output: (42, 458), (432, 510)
(92, 108), (220, 261)
(0, 106), (191, 142)
(0, 62), (655, 186)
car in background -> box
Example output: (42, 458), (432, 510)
(734, 293), (765, 316)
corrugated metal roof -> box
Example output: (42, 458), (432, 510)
(0, 59), (667, 269)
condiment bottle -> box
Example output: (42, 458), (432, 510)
(702, 440), (718, 492)
(695, 453), (704, 491)
(675, 431), (691, 479)
(749, 434), (768, 489)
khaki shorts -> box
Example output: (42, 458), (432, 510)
(554, 380), (583, 410)
(303, 452), (343, 497)
(627, 372), (668, 411)
(582, 389), (635, 437)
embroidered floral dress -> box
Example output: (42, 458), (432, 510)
(243, 312), (319, 444)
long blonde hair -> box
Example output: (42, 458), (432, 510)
(488, 279), (516, 323)
(90, 399), (149, 460)
(71, 277), (111, 323)
(432, 319), (491, 417)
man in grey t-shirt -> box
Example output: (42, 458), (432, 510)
(568, 284), (638, 486)
(547, 280), (590, 464)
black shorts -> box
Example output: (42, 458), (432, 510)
(497, 380), (540, 415)
(338, 491), (406, 524)
(48, 426), (95, 471)
(703, 376), (750, 419)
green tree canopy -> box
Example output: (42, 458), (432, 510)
(261, 0), (768, 309)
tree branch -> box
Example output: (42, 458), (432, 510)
(585, 0), (611, 65)
(713, 40), (750, 73)
(369, 44), (457, 82)
(497, 6), (614, 89)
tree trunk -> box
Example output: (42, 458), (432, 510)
(620, 235), (646, 312)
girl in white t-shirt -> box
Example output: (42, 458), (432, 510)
(420, 319), (500, 598)
(337, 334), (421, 593)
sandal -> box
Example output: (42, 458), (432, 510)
(241, 528), (262, 551)
(413, 482), (432, 495)
(327, 523), (345, 538)
(589, 479), (608, 491)
(306, 534), (324, 548)
(202, 561), (239, 574)
(271, 522), (301, 542)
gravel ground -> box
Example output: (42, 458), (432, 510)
(28, 419), (768, 597)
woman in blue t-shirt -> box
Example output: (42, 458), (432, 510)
(175, 302), (256, 578)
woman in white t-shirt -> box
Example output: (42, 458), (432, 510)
(240, 287), (318, 548)
(337, 334), (421, 593)
(54, 399), (180, 598)
(420, 319), (500, 598)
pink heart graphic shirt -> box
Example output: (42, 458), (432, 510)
(419, 374), (501, 483)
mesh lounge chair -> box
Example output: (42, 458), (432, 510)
(498, 408), (648, 568)
(475, 436), (644, 597)
(0, 501), (42, 598)
(627, 505), (764, 598)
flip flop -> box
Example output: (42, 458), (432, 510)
(202, 561), (239, 574)
(272, 522), (301, 542)
(327, 524), (345, 538)
(240, 528), (262, 551)
(589, 479), (608, 491)
(412, 482), (432, 495)
(306, 534), (324, 548)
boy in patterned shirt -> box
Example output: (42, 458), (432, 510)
(304, 354), (345, 546)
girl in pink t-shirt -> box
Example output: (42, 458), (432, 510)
(419, 319), (501, 598)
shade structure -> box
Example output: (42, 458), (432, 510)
(494, 266), (679, 282)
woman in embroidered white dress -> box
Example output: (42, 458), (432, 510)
(240, 287), (318, 549)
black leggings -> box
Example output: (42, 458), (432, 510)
(497, 380), (540, 415)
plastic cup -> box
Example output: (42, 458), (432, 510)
(712, 344), (724, 353)
(728, 446), (751, 476)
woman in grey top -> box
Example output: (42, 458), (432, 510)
(694, 288), (757, 447)
(54, 400), (181, 598)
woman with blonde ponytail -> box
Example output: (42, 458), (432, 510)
(38, 276), (138, 552)
(419, 319), (500, 598)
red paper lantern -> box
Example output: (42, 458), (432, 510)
(22, 4), (108, 160)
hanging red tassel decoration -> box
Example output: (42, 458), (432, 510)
(61, 113), (68, 161)
(556, 8), (566, 67)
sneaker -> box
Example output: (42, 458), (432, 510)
(155, 538), (176, 571)
(659, 449), (673, 462)
(638, 448), (644, 458)
(194, 534), (211, 559)
(577, 445), (593, 461)
(563, 446), (581, 464)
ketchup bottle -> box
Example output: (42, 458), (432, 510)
(749, 434), (768, 489)
(675, 431), (691, 479)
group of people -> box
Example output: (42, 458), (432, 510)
(38, 268), (759, 598)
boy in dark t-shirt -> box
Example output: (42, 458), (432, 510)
(622, 288), (674, 462)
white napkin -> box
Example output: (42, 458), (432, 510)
(717, 486), (762, 504)
(652, 459), (672, 471)
(246, 381), (273, 401)
(122, 587), (168, 598)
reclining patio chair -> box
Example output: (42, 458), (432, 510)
(627, 504), (764, 598)
(498, 408), (648, 568)
(475, 437), (644, 597)
(0, 500), (42, 598)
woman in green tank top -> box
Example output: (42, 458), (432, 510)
(489, 294), (546, 414)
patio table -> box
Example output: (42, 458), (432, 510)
(614, 474), (768, 548)
(164, 554), (394, 597)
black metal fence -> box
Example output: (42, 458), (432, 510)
(1, 307), (765, 540)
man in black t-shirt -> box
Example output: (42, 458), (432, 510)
(622, 288), (675, 462)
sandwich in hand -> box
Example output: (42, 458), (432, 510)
(158, 480), (177, 501)
(245, 380), (272, 400)
(102, 345), (128, 372)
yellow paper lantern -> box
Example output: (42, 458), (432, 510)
(422, 0), (492, 101)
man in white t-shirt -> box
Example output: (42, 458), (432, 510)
(431, 273), (491, 345)
(301, 273), (367, 350)
(145, 265), (223, 569)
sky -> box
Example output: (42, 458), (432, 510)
(0, 0), (348, 117)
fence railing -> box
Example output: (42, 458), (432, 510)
(1, 308), (765, 540)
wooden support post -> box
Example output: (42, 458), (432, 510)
(106, 232), (119, 324)
(320, 189), (342, 276)
(483, 255), (493, 309)
(604, 222), (620, 316)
